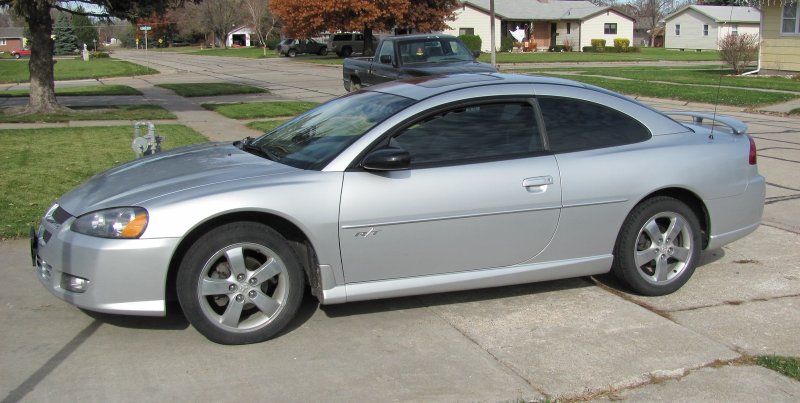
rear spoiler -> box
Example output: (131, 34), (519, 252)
(666, 112), (747, 135)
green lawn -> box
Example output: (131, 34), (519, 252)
(189, 47), (277, 58)
(0, 125), (208, 238)
(156, 82), (268, 97)
(246, 119), (290, 133)
(756, 356), (800, 381)
(536, 73), (798, 107)
(202, 101), (318, 119)
(0, 105), (175, 123)
(482, 48), (721, 64)
(0, 84), (142, 97)
(0, 59), (158, 83)
(521, 66), (800, 92)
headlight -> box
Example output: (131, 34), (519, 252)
(71, 207), (149, 239)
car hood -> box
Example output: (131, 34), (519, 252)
(402, 61), (497, 76)
(57, 143), (298, 215)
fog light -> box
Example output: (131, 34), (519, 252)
(37, 258), (52, 282)
(62, 274), (90, 293)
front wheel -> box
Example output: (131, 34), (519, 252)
(318, 46), (327, 56)
(14, 53), (21, 59)
(349, 78), (361, 92)
(287, 49), (297, 58)
(177, 222), (305, 344)
(612, 197), (702, 296)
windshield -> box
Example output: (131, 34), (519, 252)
(397, 38), (474, 64)
(250, 92), (415, 169)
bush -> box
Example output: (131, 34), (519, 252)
(562, 38), (574, 52)
(458, 34), (482, 53)
(591, 39), (606, 48)
(719, 32), (759, 75)
(582, 46), (593, 52)
(500, 36), (514, 52)
(90, 51), (110, 59)
(613, 38), (630, 52)
(549, 45), (565, 52)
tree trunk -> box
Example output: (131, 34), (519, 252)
(363, 26), (375, 56)
(20, 0), (70, 114)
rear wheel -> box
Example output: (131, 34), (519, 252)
(318, 46), (328, 56)
(349, 78), (361, 92)
(177, 222), (304, 344)
(612, 197), (701, 296)
(341, 46), (352, 58)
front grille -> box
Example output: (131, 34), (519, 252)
(52, 206), (72, 224)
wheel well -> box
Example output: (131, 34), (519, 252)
(638, 188), (710, 249)
(166, 212), (322, 303)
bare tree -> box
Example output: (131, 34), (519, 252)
(631, 0), (682, 47)
(201, 0), (243, 48)
(242, 0), (277, 56)
(719, 32), (758, 74)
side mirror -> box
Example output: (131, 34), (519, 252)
(472, 50), (481, 59)
(379, 54), (393, 65)
(362, 147), (410, 171)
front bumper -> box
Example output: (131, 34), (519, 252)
(32, 213), (180, 316)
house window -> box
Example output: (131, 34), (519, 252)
(459, 28), (474, 36)
(0, 39), (6, 46)
(604, 23), (617, 35)
(703, 24), (709, 36)
(567, 23), (571, 34)
(782, 2), (800, 34)
(732, 24), (738, 36)
(675, 24), (681, 36)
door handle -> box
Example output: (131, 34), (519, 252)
(522, 176), (554, 188)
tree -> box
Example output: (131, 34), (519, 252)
(200, 0), (242, 48)
(242, 0), (277, 55)
(53, 12), (79, 55)
(72, 6), (99, 50)
(719, 32), (759, 74)
(630, 0), (677, 47)
(270, 0), (458, 55)
(1, 0), (178, 115)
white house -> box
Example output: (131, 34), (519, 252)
(664, 5), (760, 50)
(442, 0), (634, 52)
(227, 26), (254, 47)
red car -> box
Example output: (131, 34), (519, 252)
(11, 49), (31, 59)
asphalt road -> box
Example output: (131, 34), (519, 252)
(1, 50), (799, 402)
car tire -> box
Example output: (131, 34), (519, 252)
(177, 222), (305, 344)
(341, 46), (352, 58)
(287, 49), (297, 58)
(611, 196), (701, 296)
(318, 46), (327, 56)
(14, 53), (21, 59)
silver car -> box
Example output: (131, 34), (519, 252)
(32, 74), (765, 344)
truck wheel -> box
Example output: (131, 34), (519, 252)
(341, 47), (352, 58)
(318, 46), (328, 56)
(349, 78), (361, 92)
(287, 49), (297, 58)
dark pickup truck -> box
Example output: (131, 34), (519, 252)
(342, 34), (496, 91)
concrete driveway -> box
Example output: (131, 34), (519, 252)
(1, 51), (799, 402)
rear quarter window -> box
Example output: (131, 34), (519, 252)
(537, 96), (651, 153)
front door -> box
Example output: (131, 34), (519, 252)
(338, 101), (562, 284)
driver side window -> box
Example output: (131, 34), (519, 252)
(391, 102), (543, 166)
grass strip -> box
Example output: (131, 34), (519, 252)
(0, 125), (208, 238)
(756, 356), (800, 381)
(246, 119), (290, 133)
(573, 67), (800, 92)
(0, 85), (142, 97)
(0, 105), (175, 123)
(202, 101), (318, 119)
(188, 47), (276, 58)
(0, 59), (158, 83)
(156, 82), (267, 97)
(483, 48), (721, 64)
(535, 73), (799, 107)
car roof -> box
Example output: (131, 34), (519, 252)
(382, 34), (459, 41)
(365, 73), (587, 101)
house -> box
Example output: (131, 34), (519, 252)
(759, 1), (800, 74)
(442, 0), (635, 52)
(663, 5), (760, 51)
(0, 27), (25, 53)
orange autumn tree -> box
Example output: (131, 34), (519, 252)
(270, 0), (459, 55)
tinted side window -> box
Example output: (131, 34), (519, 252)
(392, 102), (543, 166)
(537, 97), (651, 153)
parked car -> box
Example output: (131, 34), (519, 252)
(11, 48), (31, 59)
(343, 34), (496, 91)
(276, 38), (327, 57)
(327, 32), (378, 57)
(32, 73), (765, 345)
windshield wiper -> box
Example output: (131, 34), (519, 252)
(236, 137), (278, 161)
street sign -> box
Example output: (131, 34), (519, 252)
(139, 26), (151, 31)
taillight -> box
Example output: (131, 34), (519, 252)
(748, 136), (757, 165)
